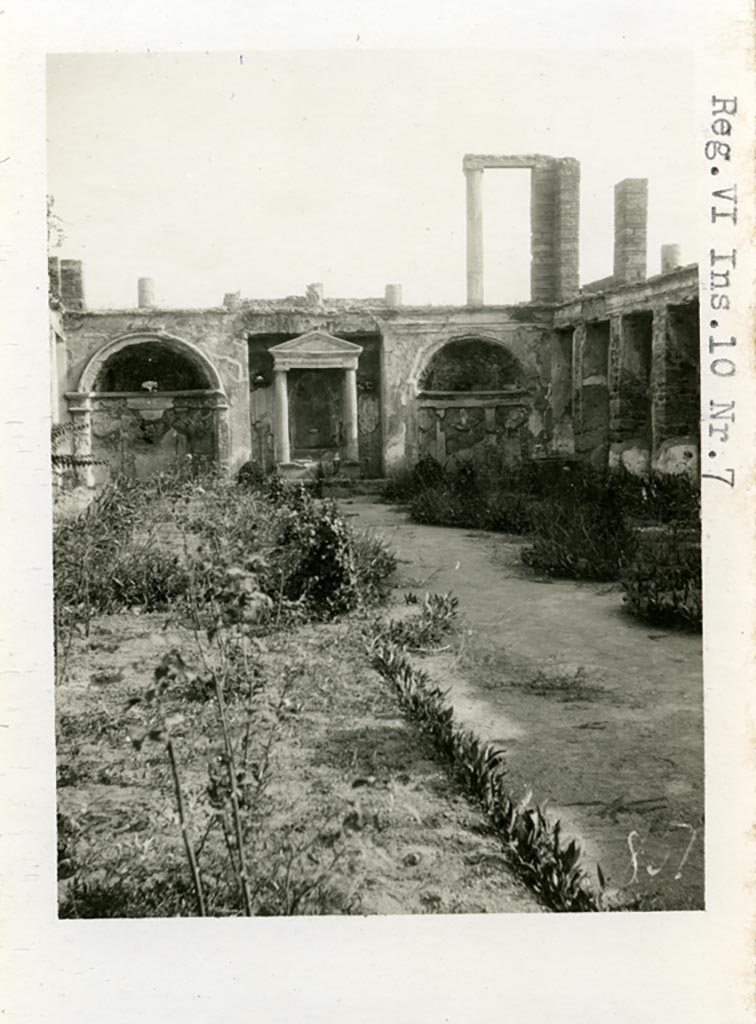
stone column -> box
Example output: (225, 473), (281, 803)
(67, 395), (95, 488)
(273, 368), (291, 464)
(343, 367), (359, 463)
(212, 394), (232, 475)
(465, 167), (484, 306)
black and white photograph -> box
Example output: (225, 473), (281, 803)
(48, 49), (706, 918)
(2, 1), (755, 1020)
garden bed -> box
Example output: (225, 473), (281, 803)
(57, 611), (539, 916)
(54, 474), (540, 916)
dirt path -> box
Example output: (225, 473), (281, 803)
(344, 497), (704, 910)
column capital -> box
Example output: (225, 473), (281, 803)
(64, 392), (93, 413)
(463, 155), (486, 173)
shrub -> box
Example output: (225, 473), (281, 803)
(273, 490), (357, 617)
(109, 546), (190, 610)
(410, 484), (535, 535)
(54, 479), (144, 634)
(401, 452), (699, 539)
(622, 526), (701, 629)
(271, 488), (393, 618)
(623, 470), (700, 526)
(382, 455), (446, 502)
(236, 460), (267, 492)
(479, 492), (534, 533)
(60, 872), (199, 918)
(54, 479), (193, 630)
(374, 592), (458, 650)
(351, 531), (397, 606)
(522, 489), (635, 581)
(410, 486), (477, 528)
(169, 479), (394, 623)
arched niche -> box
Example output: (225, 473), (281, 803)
(413, 336), (531, 468)
(418, 337), (524, 393)
(67, 332), (229, 485)
(78, 331), (224, 395)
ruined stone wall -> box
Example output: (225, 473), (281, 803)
(60, 262), (699, 483)
(61, 308), (252, 474)
(552, 267), (700, 475)
(379, 306), (554, 470)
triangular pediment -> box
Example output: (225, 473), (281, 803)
(269, 330), (362, 369)
(270, 330), (362, 356)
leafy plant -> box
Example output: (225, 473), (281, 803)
(622, 525), (701, 629)
(521, 492), (635, 581)
(350, 531), (397, 606)
(51, 421), (102, 477)
(382, 455), (446, 503)
(273, 487), (393, 618)
(373, 592), (458, 650)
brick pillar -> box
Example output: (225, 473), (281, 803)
(554, 158), (580, 301)
(572, 322), (587, 429)
(613, 179), (648, 285)
(650, 306), (669, 455)
(60, 259), (85, 311)
(575, 321), (610, 467)
(608, 315), (623, 444)
(530, 160), (557, 302)
(650, 304), (700, 474)
(549, 328), (575, 454)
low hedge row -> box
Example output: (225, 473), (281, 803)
(368, 635), (603, 912)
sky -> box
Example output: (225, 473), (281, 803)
(46, 51), (700, 309)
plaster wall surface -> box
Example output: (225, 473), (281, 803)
(60, 259), (701, 482)
(378, 306), (554, 469)
(62, 309), (252, 473)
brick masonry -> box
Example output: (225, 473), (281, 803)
(614, 179), (648, 285)
(530, 157), (580, 303)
